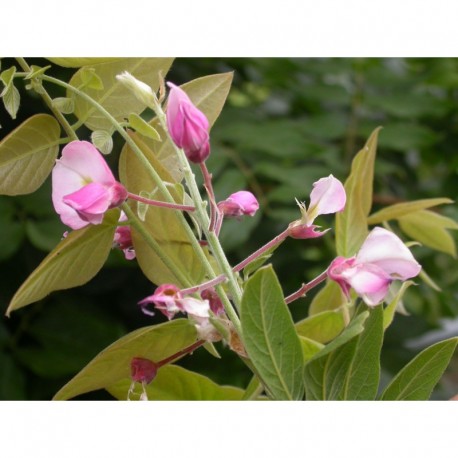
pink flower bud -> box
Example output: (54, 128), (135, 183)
(52, 141), (127, 230)
(166, 82), (210, 163)
(288, 175), (346, 239)
(217, 191), (259, 218)
(328, 227), (422, 306)
(201, 289), (224, 315)
(130, 357), (158, 384)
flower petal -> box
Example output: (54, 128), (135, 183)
(307, 174), (346, 223)
(356, 227), (421, 280)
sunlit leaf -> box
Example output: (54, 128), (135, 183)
(241, 265), (304, 400)
(398, 209), (458, 257)
(51, 97), (75, 114)
(336, 127), (382, 257)
(119, 133), (205, 287)
(46, 57), (121, 68)
(381, 337), (458, 400)
(68, 58), (173, 131)
(0, 114), (61, 195)
(107, 364), (244, 401)
(6, 209), (119, 315)
(54, 319), (198, 400)
(296, 309), (346, 344)
(367, 198), (453, 225)
(308, 280), (348, 315)
(299, 336), (324, 362)
(128, 113), (161, 140)
(91, 130), (113, 155)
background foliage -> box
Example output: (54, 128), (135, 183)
(1, 58), (457, 400)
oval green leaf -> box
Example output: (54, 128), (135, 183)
(296, 309), (346, 344)
(54, 319), (198, 400)
(308, 280), (348, 315)
(381, 337), (458, 400)
(6, 209), (119, 315)
(107, 364), (244, 401)
(46, 57), (121, 68)
(0, 114), (61, 195)
(241, 265), (304, 400)
(68, 58), (173, 131)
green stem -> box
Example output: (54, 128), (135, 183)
(122, 203), (192, 287)
(16, 58), (79, 141)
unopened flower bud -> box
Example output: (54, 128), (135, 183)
(166, 82), (210, 163)
(130, 357), (158, 384)
(217, 191), (259, 218)
(116, 72), (157, 107)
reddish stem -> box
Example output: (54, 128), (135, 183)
(232, 228), (290, 273)
(180, 274), (227, 296)
(127, 192), (195, 212)
(156, 340), (205, 368)
(284, 270), (328, 304)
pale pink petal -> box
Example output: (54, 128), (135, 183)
(308, 175), (346, 223)
(356, 227), (422, 280)
(63, 182), (111, 215)
(180, 297), (210, 318)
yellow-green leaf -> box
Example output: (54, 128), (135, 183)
(68, 58), (173, 131)
(6, 210), (119, 315)
(336, 127), (382, 257)
(0, 114), (61, 195)
(398, 209), (458, 257)
(91, 130), (113, 155)
(119, 133), (205, 287)
(296, 309), (346, 343)
(54, 319), (198, 400)
(308, 280), (348, 315)
(128, 113), (161, 140)
(46, 58), (121, 68)
(299, 336), (324, 362)
(368, 198), (453, 225)
(107, 364), (244, 401)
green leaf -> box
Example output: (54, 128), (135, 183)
(241, 265), (304, 400)
(119, 133), (206, 287)
(303, 311), (372, 400)
(80, 67), (104, 90)
(51, 97), (75, 114)
(398, 209), (458, 257)
(91, 130), (113, 155)
(299, 336), (324, 362)
(335, 127), (382, 257)
(143, 72), (234, 182)
(381, 337), (458, 400)
(6, 209), (119, 315)
(24, 65), (52, 80)
(68, 58), (173, 131)
(383, 281), (415, 330)
(308, 280), (348, 315)
(2, 84), (20, 119)
(107, 364), (244, 401)
(53, 319), (197, 400)
(46, 57), (121, 68)
(128, 113), (161, 140)
(367, 198), (453, 225)
(296, 309), (346, 344)
(0, 114), (61, 195)
(0, 66), (16, 88)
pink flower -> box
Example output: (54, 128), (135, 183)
(166, 82), (210, 163)
(138, 284), (183, 319)
(288, 175), (346, 239)
(328, 227), (422, 306)
(52, 141), (127, 230)
(217, 191), (259, 218)
(113, 211), (135, 260)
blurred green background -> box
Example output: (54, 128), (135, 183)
(1, 58), (457, 400)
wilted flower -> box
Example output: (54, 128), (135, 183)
(328, 227), (422, 306)
(113, 211), (135, 260)
(217, 191), (259, 218)
(130, 357), (158, 384)
(288, 174), (346, 239)
(166, 82), (210, 163)
(52, 141), (127, 230)
(138, 284), (183, 319)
